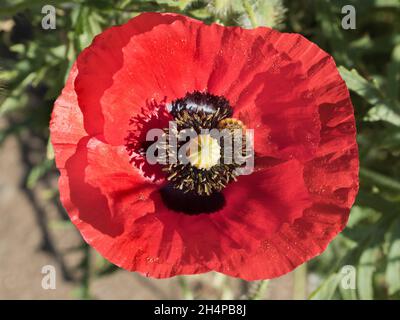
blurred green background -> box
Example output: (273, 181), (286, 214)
(0, 0), (399, 300)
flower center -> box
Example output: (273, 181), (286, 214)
(125, 91), (253, 204)
(160, 91), (251, 196)
(187, 134), (221, 169)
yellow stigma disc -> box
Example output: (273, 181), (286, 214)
(187, 134), (221, 170)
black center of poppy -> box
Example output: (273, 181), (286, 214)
(159, 184), (226, 215)
(161, 91), (249, 196)
(125, 91), (252, 215)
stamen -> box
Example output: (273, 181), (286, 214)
(218, 118), (246, 132)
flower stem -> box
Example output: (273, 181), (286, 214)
(293, 263), (307, 300)
(178, 277), (194, 299)
(213, 273), (234, 299)
(80, 243), (92, 299)
(241, 0), (258, 28)
(247, 280), (269, 300)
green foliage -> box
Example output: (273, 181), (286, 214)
(239, 0), (286, 29)
(309, 273), (341, 300)
(386, 219), (400, 295)
(1, 0), (400, 299)
(302, 0), (400, 300)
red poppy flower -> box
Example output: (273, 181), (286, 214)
(50, 12), (359, 280)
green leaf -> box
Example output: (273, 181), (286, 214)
(46, 137), (54, 160)
(387, 44), (400, 102)
(359, 167), (400, 192)
(338, 66), (400, 124)
(94, 257), (120, 276)
(386, 219), (400, 296)
(356, 190), (398, 215)
(26, 159), (54, 189)
(156, 0), (196, 11)
(339, 282), (358, 300)
(366, 105), (400, 126)
(339, 67), (384, 105)
(373, 0), (400, 7)
(357, 245), (380, 300)
(206, 0), (239, 19)
(0, 72), (35, 116)
(239, 0), (287, 29)
(48, 220), (73, 230)
(309, 273), (341, 300)
(0, 0), (69, 17)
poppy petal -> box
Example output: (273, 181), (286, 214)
(51, 13), (359, 280)
(50, 64), (86, 169)
(74, 12), (198, 143)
